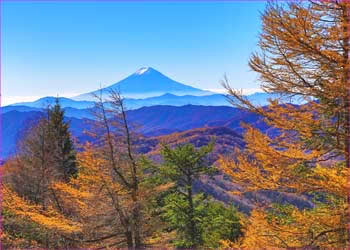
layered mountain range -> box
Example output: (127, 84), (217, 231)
(8, 67), (280, 110)
(2, 67), (309, 212)
(2, 67), (286, 159)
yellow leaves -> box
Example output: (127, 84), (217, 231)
(230, 190), (244, 196)
(244, 124), (321, 162)
(220, 134), (348, 248)
(153, 182), (174, 193)
(220, 132), (346, 197)
(235, 204), (347, 249)
(2, 185), (81, 234)
(52, 182), (91, 199)
(249, 1), (349, 111)
(309, 164), (348, 197)
(219, 154), (279, 192)
(239, 210), (279, 248)
(218, 107), (347, 248)
(261, 102), (320, 139)
(77, 148), (105, 175)
(219, 124), (327, 193)
(25, 212), (80, 233)
(51, 182), (92, 213)
(222, 1), (350, 248)
(145, 231), (176, 247)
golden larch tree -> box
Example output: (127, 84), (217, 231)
(221, 1), (350, 248)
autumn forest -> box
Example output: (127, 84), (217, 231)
(2, 1), (350, 249)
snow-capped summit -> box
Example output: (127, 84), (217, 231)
(74, 67), (213, 100)
(135, 67), (152, 75)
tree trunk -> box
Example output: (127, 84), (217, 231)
(187, 176), (197, 247)
(131, 188), (142, 248)
(125, 231), (133, 249)
(133, 209), (141, 248)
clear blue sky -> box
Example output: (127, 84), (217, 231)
(2, 1), (266, 105)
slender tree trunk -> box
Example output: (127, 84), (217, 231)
(186, 176), (197, 247)
(120, 97), (142, 248)
(125, 231), (133, 248)
(131, 188), (142, 248)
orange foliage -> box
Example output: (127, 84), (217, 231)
(221, 1), (350, 248)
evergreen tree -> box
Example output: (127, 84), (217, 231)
(9, 99), (77, 205)
(157, 142), (241, 248)
(162, 192), (242, 248)
(200, 200), (242, 248)
(48, 99), (77, 180)
(160, 143), (214, 247)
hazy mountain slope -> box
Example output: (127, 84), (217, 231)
(11, 96), (95, 109)
(123, 93), (229, 108)
(2, 105), (95, 120)
(126, 105), (265, 136)
(5, 94), (228, 111)
(74, 67), (213, 100)
(1, 111), (44, 158)
(6, 92), (291, 112)
(2, 105), (42, 113)
(2, 105), (266, 159)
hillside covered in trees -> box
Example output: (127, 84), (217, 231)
(2, 1), (350, 249)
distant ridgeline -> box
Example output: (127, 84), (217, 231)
(6, 67), (304, 110)
(2, 67), (304, 160)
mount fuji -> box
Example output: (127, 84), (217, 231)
(74, 67), (213, 101)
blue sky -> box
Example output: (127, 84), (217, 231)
(2, 1), (266, 105)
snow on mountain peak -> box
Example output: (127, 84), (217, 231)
(135, 67), (151, 75)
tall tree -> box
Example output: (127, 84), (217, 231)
(159, 143), (214, 247)
(48, 99), (77, 181)
(7, 100), (77, 204)
(79, 89), (160, 248)
(221, 1), (350, 248)
(10, 118), (57, 206)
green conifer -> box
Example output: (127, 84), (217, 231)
(48, 98), (77, 180)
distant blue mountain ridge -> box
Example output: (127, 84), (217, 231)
(2, 67), (303, 159)
(5, 92), (289, 113)
(6, 66), (303, 111)
(10, 97), (95, 109)
(2, 105), (268, 159)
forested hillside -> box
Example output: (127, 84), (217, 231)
(2, 1), (350, 249)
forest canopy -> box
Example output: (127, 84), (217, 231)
(2, 1), (350, 249)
